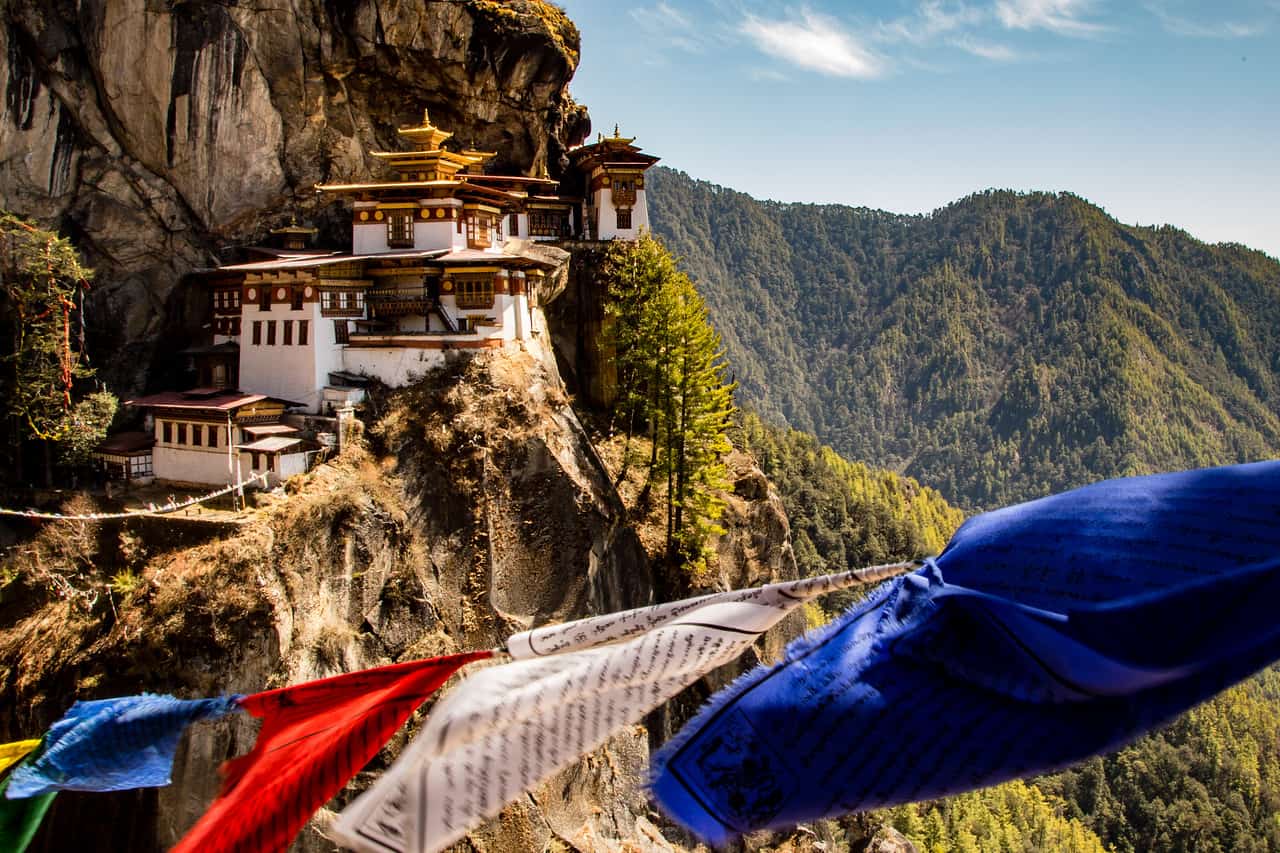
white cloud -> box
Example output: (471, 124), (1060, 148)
(995, 0), (1108, 35)
(748, 67), (791, 82)
(1145, 3), (1268, 38)
(739, 9), (884, 78)
(630, 2), (706, 52)
(877, 0), (986, 44)
(631, 2), (692, 31)
(951, 36), (1021, 60)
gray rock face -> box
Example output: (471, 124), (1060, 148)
(0, 0), (588, 393)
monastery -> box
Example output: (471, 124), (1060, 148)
(102, 114), (658, 488)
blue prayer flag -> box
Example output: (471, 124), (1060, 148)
(652, 461), (1280, 846)
(5, 694), (241, 798)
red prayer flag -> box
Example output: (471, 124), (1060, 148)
(173, 650), (492, 853)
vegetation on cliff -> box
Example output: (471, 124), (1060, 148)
(649, 167), (1280, 509)
(601, 235), (736, 573)
(734, 412), (962, 615)
(0, 212), (116, 485)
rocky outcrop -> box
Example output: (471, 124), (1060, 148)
(0, 0), (590, 393)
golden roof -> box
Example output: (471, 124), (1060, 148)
(396, 109), (453, 150)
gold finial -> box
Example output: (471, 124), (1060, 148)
(597, 132), (603, 143)
(423, 108), (431, 126)
(613, 123), (620, 137)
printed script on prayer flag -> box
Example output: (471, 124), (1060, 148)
(173, 651), (492, 853)
(333, 565), (909, 853)
(652, 461), (1280, 846)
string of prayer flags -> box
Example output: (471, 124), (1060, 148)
(0, 761), (55, 853)
(0, 741), (41, 778)
(333, 562), (914, 853)
(172, 651), (492, 853)
(4, 694), (241, 798)
(652, 460), (1280, 846)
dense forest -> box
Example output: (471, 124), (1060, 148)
(743, 415), (1280, 851)
(650, 168), (1280, 509)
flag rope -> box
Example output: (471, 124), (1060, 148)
(0, 472), (269, 521)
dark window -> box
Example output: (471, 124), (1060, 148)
(251, 452), (260, 470)
(616, 209), (632, 230)
(162, 421), (172, 443)
(298, 320), (309, 346)
(334, 320), (349, 344)
(509, 213), (519, 236)
(177, 423), (187, 445)
(192, 425), (202, 447)
(387, 212), (413, 248)
(291, 288), (304, 310)
(252, 321), (262, 345)
(454, 275), (494, 309)
(283, 320), (293, 346)
(612, 179), (637, 206)
(267, 321), (277, 346)
(266, 454), (276, 472)
(208, 426), (218, 449)
(260, 286), (272, 311)
(529, 210), (567, 237)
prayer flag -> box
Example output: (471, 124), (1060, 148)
(0, 741), (40, 777)
(0, 766), (55, 852)
(4, 694), (241, 798)
(172, 651), (492, 853)
(652, 460), (1280, 845)
(333, 563), (911, 853)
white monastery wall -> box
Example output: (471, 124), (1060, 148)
(352, 222), (386, 254)
(240, 303), (325, 411)
(154, 445), (237, 485)
(342, 347), (447, 386)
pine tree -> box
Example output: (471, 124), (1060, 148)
(0, 211), (114, 484)
(602, 234), (736, 575)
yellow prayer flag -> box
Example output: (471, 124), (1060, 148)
(0, 741), (40, 777)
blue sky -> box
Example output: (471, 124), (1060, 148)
(559, 0), (1280, 259)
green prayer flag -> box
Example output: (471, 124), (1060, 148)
(0, 769), (56, 852)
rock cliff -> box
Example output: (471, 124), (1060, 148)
(0, 349), (810, 852)
(0, 0), (589, 393)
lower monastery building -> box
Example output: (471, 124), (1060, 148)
(99, 114), (659, 487)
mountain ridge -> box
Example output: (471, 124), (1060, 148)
(649, 166), (1280, 509)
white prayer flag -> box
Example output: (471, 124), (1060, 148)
(333, 562), (916, 853)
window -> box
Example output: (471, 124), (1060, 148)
(298, 320), (309, 346)
(208, 426), (218, 449)
(267, 321), (277, 346)
(387, 212), (413, 248)
(465, 213), (493, 249)
(321, 291), (333, 311)
(334, 320), (349, 344)
(291, 288), (304, 310)
(612, 178), (637, 206)
(260, 286), (272, 311)
(177, 423), (187, 445)
(251, 452), (260, 470)
(615, 209), (632, 230)
(509, 213), (519, 236)
(454, 275), (494, 309)
(162, 421), (172, 443)
(529, 210), (567, 238)
(266, 454), (276, 473)
(192, 424), (202, 447)
(252, 321), (262, 345)
(283, 320), (293, 346)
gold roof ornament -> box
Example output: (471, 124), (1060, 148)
(397, 108), (454, 150)
(270, 216), (317, 236)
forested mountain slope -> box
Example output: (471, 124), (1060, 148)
(650, 167), (1280, 508)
